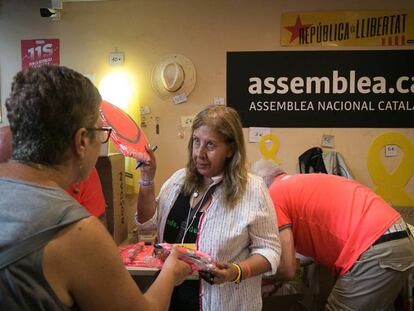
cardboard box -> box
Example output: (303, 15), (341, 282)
(96, 154), (127, 244)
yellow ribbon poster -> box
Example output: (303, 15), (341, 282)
(259, 134), (281, 165)
(281, 11), (414, 47)
(367, 132), (414, 206)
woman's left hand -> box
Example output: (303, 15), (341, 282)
(209, 262), (238, 285)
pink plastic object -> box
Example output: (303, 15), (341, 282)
(153, 243), (216, 272)
(119, 242), (162, 268)
(119, 242), (216, 274)
(99, 100), (150, 162)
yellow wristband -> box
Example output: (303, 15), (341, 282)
(231, 263), (242, 284)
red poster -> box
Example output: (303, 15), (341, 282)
(21, 39), (60, 70)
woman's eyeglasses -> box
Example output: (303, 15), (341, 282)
(86, 127), (112, 144)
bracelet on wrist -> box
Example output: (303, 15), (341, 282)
(230, 263), (242, 284)
(139, 179), (154, 186)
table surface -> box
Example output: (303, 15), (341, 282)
(126, 266), (159, 276)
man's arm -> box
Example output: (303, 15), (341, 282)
(43, 217), (190, 311)
(275, 227), (297, 280)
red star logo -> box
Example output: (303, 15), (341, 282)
(285, 16), (312, 43)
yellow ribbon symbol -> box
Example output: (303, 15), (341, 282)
(259, 134), (280, 165)
(367, 132), (414, 206)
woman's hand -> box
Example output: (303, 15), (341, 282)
(208, 262), (239, 285)
(162, 246), (192, 286)
(138, 144), (157, 181)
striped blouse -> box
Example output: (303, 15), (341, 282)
(137, 168), (281, 311)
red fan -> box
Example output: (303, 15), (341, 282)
(99, 100), (150, 162)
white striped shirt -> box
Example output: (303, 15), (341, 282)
(137, 168), (281, 311)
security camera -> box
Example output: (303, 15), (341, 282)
(40, 8), (57, 18)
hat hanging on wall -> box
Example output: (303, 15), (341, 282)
(152, 54), (196, 101)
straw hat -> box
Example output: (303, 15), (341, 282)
(152, 54), (196, 100)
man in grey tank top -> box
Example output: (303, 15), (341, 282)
(0, 65), (190, 311)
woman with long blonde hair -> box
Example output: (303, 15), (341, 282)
(136, 105), (280, 311)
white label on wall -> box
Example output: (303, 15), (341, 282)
(172, 93), (187, 104)
(109, 52), (124, 65)
(385, 144), (398, 157)
(248, 127), (270, 143)
(321, 134), (335, 148)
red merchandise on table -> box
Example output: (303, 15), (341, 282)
(119, 242), (216, 273)
(119, 242), (162, 268)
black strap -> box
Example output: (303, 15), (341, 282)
(0, 208), (89, 269)
(373, 231), (409, 245)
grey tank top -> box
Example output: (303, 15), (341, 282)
(0, 178), (90, 311)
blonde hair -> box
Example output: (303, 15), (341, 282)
(182, 105), (247, 207)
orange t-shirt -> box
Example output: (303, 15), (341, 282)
(66, 168), (106, 218)
(269, 173), (400, 276)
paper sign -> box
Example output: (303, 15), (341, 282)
(172, 93), (187, 104)
(281, 11), (414, 47)
(21, 39), (60, 70)
(249, 127), (270, 143)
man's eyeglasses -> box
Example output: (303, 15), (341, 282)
(86, 127), (112, 144)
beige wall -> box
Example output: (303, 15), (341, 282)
(1, 0), (413, 215)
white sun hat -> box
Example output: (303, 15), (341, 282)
(152, 54), (196, 101)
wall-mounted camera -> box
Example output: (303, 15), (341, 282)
(39, 0), (62, 20)
(39, 8), (61, 20)
(40, 8), (57, 17)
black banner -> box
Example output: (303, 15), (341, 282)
(227, 50), (414, 128)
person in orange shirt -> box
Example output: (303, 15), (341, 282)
(66, 168), (106, 220)
(0, 126), (106, 220)
(252, 159), (414, 311)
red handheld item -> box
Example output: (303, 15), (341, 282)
(99, 100), (150, 162)
(153, 243), (216, 273)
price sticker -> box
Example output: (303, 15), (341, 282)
(172, 93), (187, 104)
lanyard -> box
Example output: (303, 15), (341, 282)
(176, 182), (220, 244)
